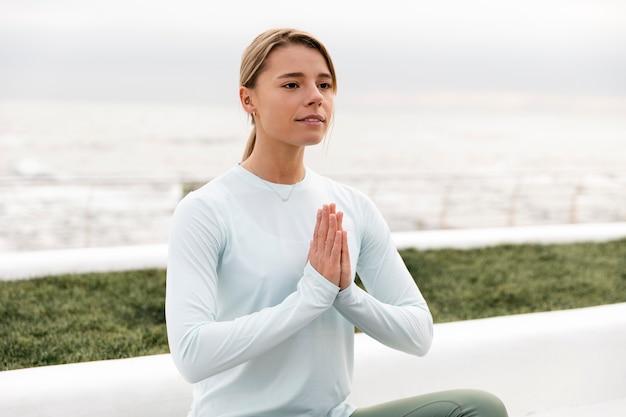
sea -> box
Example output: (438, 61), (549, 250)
(1, 95), (625, 252)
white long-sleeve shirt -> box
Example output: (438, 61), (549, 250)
(165, 164), (433, 417)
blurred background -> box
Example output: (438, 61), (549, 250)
(1, 0), (625, 251)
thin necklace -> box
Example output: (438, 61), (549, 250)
(261, 179), (299, 202)
(238, 162), (303, 202)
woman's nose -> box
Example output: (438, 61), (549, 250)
(306, 84), (324, 106)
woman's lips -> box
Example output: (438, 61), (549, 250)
(297, 115), (325, 125)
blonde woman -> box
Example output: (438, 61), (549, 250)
(166, 28), (508, 417)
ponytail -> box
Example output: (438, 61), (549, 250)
(242, 127), (256, 161)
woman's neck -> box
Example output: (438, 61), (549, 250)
(240, 150), (305, 184)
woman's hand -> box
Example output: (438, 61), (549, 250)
(336, 209), (352, 291)
(308, 204), (352, 290)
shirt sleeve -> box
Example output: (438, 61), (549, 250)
(333, 194), (433, 356)
(165, 193), (339, 383)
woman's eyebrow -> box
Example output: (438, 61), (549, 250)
(277, 72), (333, 79)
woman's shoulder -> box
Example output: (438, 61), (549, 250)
(174, 167), (239, 213)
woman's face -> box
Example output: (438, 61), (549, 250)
(244, 44), (335, 150)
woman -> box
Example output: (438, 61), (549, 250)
(166, 28), (508, 417)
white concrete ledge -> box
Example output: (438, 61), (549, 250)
(392, 222), (626, 250)
(0, 244), (168, 281)
(2, 222), (626, 280)
(0, 354), (190, 417)
(1, 303), (624, 417)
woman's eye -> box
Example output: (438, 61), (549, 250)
(319, 82), (332, 89)
(283, 83), (298, 89)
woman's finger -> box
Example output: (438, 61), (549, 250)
(329, 230), (342, 270)
(324, 213), (337, 256)
(316, 205), (329, 253)
(311, 208), (322, 253)
(339, 230), (352, 290)
(336, 210), (343, 231)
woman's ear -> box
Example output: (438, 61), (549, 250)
(239, 87), (255, 115)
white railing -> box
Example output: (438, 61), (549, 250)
(1, 169), (624, 252)
(341, 169), (626, 230)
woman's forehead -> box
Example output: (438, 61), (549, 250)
(264, 44), (330, 75)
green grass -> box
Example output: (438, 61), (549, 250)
(1, 239), (625, 371)
(400, 239), (626, 321)
(0, 269), (168, 371)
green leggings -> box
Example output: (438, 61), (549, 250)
(351, 389), (508, 417)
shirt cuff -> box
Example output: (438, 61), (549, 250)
(303, 262), (341, 297)
(334, 281), (360, 306)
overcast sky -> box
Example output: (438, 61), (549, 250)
(1, 0), (625, 105)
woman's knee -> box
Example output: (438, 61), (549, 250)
(451, 389), (508, 417)
(351, 389), (507, 417)
(401, 389), (507, 417)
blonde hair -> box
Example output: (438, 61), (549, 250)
(240, 28), (338, 161)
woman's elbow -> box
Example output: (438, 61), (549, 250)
(412, 330), (433, 357)
(410, 312), (434, 357)
(170, 347), (209, 384)
(168, 332), (211, 384)
(176, 364), (205, 384)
